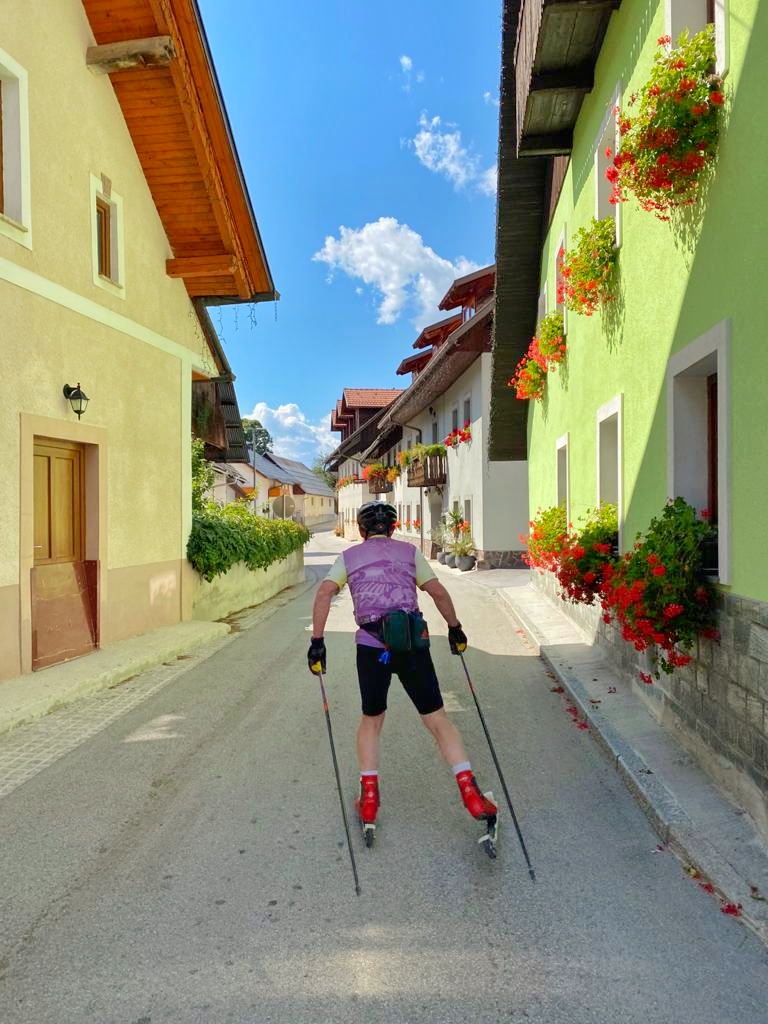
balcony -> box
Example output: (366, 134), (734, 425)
(368, 476), (393, 495)
(407, 455), (447, 489)
(515, 0), (620, 156)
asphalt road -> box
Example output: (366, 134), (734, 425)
(1, 531), (767, 1024)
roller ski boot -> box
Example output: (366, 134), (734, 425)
(456, 770), (499, 859)
(355, 775), (379, 848)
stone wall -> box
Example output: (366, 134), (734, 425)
(532, 571), (768, 830)
(191, 551), (305, 622)
(476, 549), (528, 571)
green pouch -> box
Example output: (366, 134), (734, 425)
(380, 610), (430, 653)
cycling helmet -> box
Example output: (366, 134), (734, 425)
(357, 501), (398, 536)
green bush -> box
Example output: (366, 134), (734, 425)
(187, 501), (310, 582)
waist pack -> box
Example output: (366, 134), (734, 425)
(366, 610), (430, 653)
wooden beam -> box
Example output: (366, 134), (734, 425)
(530, 65), (594, 94)
(518, 129), (573, 156)
(86, 36), (175, 75)
(166, 254), (237, 278)
(544, 0), (621, 10)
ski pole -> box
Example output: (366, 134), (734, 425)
(458, 652), (536, 882)
(314, 669), (361, 896)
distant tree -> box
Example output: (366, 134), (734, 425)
(312, 452), (336, 489)
(241, 418), (273, 456)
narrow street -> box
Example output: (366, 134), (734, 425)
(1, 533), (767, 1024)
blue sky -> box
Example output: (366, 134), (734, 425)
(197, 0), (502, 461)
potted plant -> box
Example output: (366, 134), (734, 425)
(558, 218), (618, 316)
(430, 522), (447, 562)
(444, 549), (457, 568)
(453, 533), (476, 571)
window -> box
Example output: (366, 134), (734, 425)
(451, 408), (459, 432)
(595, 87), (622, 246)
(90, 174), (124, 295)
(452, 499), (460, 516)
(415, 503), (421, 523)
(667, 320), (730, 580)
(398, 503), (402, 523)
(556, 434), (569, 521)
(406, 504), (411, 525)
(597, 395), (623, 545)
(463, 397), (471, 426)
(537, 285), (547, 322)
(665, 0), (728, 73)
(96, 198), (111, 278)
(431, 420), (439, 444)
(0, 48), (31, 247)
(464, 499), (471, 526)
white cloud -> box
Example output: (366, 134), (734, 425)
(248, 402), (337, 462)
(412, 113), (478, 189)
(478, 164), (498, 197)
(483, 91), (500, 108)
(409, 112), (495, 195)
(313, 216), (478, 327)
(398, 53), (424, 91)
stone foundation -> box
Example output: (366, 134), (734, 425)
(532, 570), (768, 830)
(476, 549), (528, 571)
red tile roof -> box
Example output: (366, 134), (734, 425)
(342, 388), (403, 408)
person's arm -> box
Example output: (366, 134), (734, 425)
(420, 578), (459, 627)
(420, 578), (467, 654)
(312, 580), (340, 637)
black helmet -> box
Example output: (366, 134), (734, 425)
(357, 501), (397, 536)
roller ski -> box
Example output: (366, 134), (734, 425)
(355, 775), (379, 849)
(456, 770), (499, 860)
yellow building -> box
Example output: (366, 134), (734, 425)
(0, 0), (276, 680)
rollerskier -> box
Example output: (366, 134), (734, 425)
(308, 501), (497, 853)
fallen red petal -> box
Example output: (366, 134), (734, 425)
(550, 686), (565, 693)
(576, 722), (589, 730)
(721, 902), (742, 917)
(699, 881), (715, 894)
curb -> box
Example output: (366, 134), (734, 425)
(0, 620), (230, 738)
(495, 587), (768, 945)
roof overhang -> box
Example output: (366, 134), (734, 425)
(396, 351), (433, 376)
(515, 0), (620, 156)
(82, 0), (277, 303)
(438, 265), (496, 311)
(413, 313), (463, 350)
(381, 299), (494, 427)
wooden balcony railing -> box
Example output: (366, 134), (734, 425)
(407, 455), (447, 489)
(368, 476), (393, 495)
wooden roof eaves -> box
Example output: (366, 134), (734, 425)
(490, 0), (549, 462)
(437, 264), (496, 311)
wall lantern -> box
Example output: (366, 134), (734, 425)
(63, 382), (89, 419)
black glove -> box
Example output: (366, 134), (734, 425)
(307, 637), (327, 676)
(448, 624), (467, 655)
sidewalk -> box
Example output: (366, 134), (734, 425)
(0, 620), (230, 737)
(436, 562), (768, 945)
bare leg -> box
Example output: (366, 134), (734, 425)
(356, 712), (385, 772)
(420, 707), (468, 767)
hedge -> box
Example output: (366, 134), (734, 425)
(187, 503), (310, 582)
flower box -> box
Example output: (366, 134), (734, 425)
(368, 476), (393, 494)
(407, 454), (447, 488)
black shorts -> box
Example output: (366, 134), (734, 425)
(356, 644), (444, 717)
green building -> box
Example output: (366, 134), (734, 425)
(494, 0), (768, 820)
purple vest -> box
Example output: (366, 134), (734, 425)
(343, 538), (420, 648)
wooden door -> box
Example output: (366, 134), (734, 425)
(31, 440), (97, 670)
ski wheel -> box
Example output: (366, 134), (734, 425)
(478, 813), (498, 860)
(362, 823), (376, 848)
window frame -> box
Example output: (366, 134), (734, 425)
(665, 0), (729, 74)
(666, 319), (731, 582)
(554, 225), (567, 334)
(594, 85), (622, 247)
(0, 47), (32, 248)
(556, 433), (570, 524)
(596, 394), (623, 550)
(89, 174), (125, 297)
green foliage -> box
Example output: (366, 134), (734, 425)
(524, 505), (569, 570)
(241, 418), (273, 455)
(452, 533), (475, 557)
(311, 452), (336, 489)
(187, 502), (310, 582)
(560, 218), (618, 316)
(191, 436), (215, 512)
(554, 504), (619, 603)
(410, 442), (448, 461)
(429, 522), (447, 546)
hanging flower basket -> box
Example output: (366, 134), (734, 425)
(607, 27), (724, 220)
(559, 218), (618, 316)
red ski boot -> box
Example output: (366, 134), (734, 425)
(456, 770), (497, 820)
(456, 770), (499, 859)
(355, 775), (380, 848)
